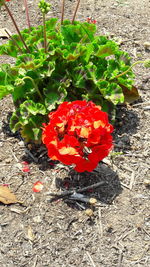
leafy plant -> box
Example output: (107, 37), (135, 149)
(0, 0), (147, 143)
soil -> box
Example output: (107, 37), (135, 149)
(0, 1), (150, 267)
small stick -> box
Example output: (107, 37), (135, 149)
(61, 0), (65, 25)
(86, 251), (96, 267)
(143, 106), (150, 110)
(48, 181), (105, 200)
(72, 0), (81, 24)
(129, 171), (135, 190)
(24, 148), (38, 163)
(132, 101), (150, 107)
(97, 207), (103, 237)
(117, 250), (123, 267)
(116, 228), (135, 242)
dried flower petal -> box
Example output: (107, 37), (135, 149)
(32, 181), (43, 192)
(22, 166), (30, 172)
(22, 161), (30, 172)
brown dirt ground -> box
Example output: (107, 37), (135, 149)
(0, 1), (150, 267)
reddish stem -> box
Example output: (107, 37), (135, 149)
(61, 0), (65, 25)
(4, 3), (30, 53)
(72, 0), (81, 23)
(23, 0), (31, 30)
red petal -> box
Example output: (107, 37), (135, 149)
(32, 181), (43, 192)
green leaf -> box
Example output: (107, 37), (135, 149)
(20, 100), (47, 116)
(96, 41), (117, 58)
(98, 82), (124, 105)
(44, 80), (68, 111)
(46, 18), (58, 29)
(61, 22), (96, 44)
(9, 111), (22, 132)
(0, 85), (13, 99)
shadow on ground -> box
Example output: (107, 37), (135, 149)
(52, 163), (122, 208)
(113, 105), (140, 152)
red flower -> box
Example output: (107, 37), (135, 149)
(42, 100), (113, 172)
(87, 17), (97, 24)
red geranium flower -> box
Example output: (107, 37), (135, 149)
(87, 17), (97, 24)
(42, 100), (113, 172)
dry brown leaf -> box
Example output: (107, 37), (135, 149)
(120, 84), (140, 103)
(0, 185), (18, 204)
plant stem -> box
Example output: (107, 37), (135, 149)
(72, 0), (81, 24)
(23, 0), (31, 30)
(22, 76), (43, 100)
(112, 61), (146, 80)
(61, 0), (65, 25)
(4, 29), (24, 54)
(4, 3), (30, 53)
(42, 13), (47, 53)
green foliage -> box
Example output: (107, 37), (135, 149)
(0, 18), (137, 143)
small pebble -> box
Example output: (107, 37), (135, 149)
(18, 141), (24, 147)
(85, 209), (94, 217)
(33, 216), (42, 223)
(5, 158), (12, 163)
(144, 179), (150, 187)
(144, 42), (150, 50)
(89, 198), (97, 205)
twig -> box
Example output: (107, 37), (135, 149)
(116, 228), (136, 242)
(48, 181), (105, 201)
(97, 207), (103, 237)
(10, 148), (19, 162)
(129, 171), (135, 190)
(68, 193), (94, 204)
(86, 251), (96, 267)
(117, 250), (123, 267)
(143, 106), (150, 110)
(120, 182), (130, 190)
(32, 255), (38, 267)
(24, 148), (38, 163)
(142, 227), (150, 238)
(132, 101), (150, 107)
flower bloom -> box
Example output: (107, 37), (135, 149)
(32, 181), (43, 192)
(87, 17), (97, 24)
(42, 100), (113, 172)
